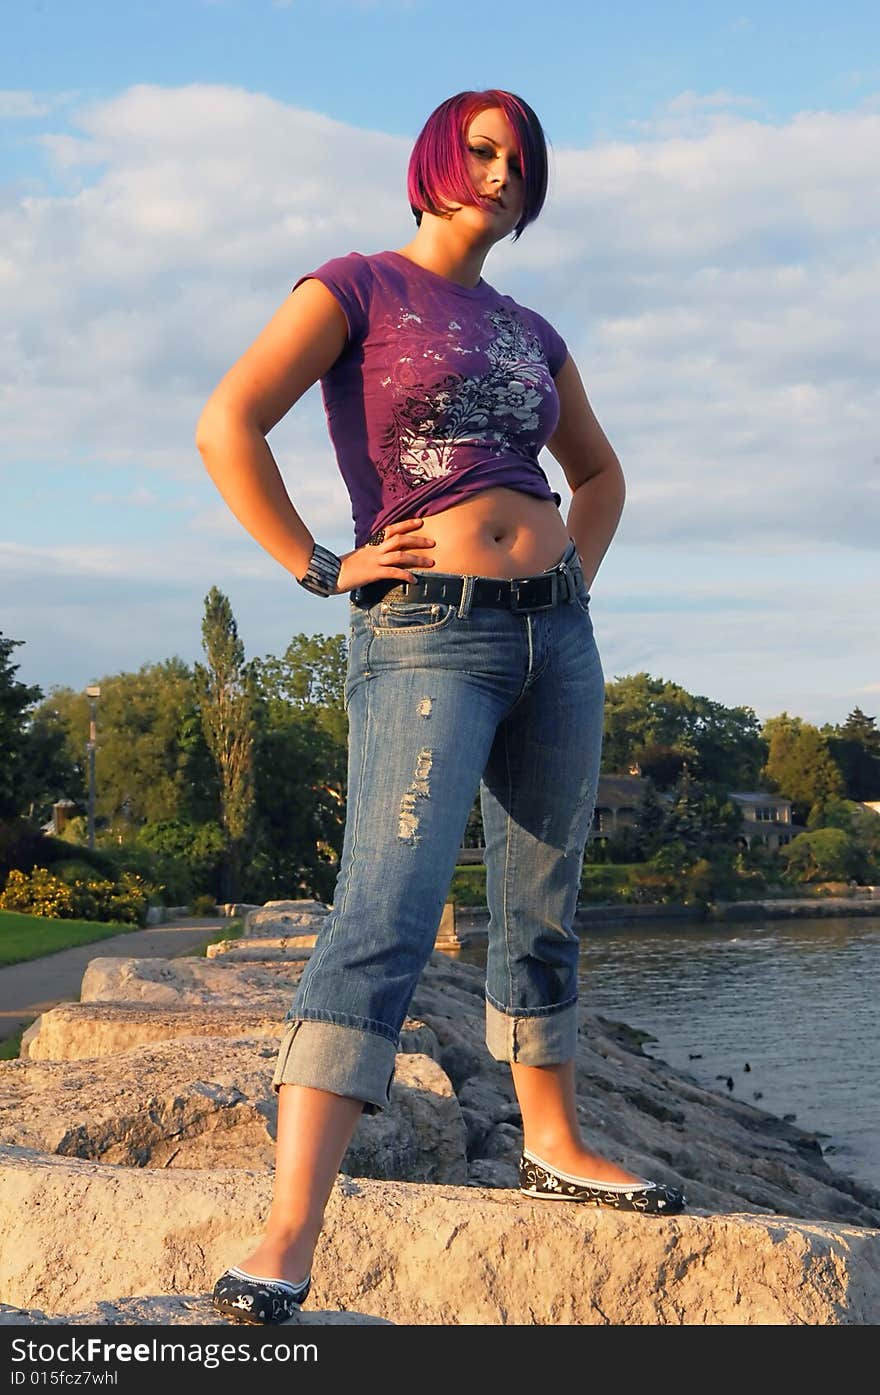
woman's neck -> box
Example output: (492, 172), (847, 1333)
(393, 218), (497, 290)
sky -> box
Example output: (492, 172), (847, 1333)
(2, 0), (878, 733)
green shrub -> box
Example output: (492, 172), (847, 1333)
(449, 865), (487, 904)
(54, 860), (105, 885)
(0, 866), (158, 926)
(616, 868), (675, 904)
(131, 820), (226, 904)
(0, 818), (115, 890)
(190, 893), (217, 916)
(0, 867), (77, 918)
(596, 828), (645, 863)
(57, 815), (90, 845)
(579, 862), (640, 901)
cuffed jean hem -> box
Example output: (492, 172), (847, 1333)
(484, 996), (579, 1065)
(271, 1018), (397, 1115)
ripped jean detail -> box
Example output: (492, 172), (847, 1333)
(274, 539), (605, 1112)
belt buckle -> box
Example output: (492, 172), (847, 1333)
(510, 573), (557, 612)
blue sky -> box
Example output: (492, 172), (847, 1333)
(2, 0), (879, 731)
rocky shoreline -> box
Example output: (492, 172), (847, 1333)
(1, 898), (878, 1325)
(451, 895), (880, 940)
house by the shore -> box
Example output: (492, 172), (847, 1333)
(458, 771), (808, 861)
(586, 772), (806, 850)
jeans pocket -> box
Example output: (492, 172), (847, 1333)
(370, 600), (457, 634)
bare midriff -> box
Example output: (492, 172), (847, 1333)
(411, 487), (572, 580)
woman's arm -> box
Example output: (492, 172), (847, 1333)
(195, 277), (436, 590)
(545, 354), (626, 590)
(195, 278), (349, 581)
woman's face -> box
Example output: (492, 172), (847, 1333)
(460, 106), (525, 231)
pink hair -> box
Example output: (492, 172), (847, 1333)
(407, 89), (550, 242)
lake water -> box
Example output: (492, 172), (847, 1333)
(456, 913), (880, 1194)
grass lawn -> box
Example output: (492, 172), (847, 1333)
(0, 1025), (27, 1060)
(0, 914), (245, 1061)
(196, 920), (244, 955)
(0, 909), (143, 968)
(450, 860), (643, 906)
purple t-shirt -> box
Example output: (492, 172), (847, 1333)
(292, 249), (568, 547)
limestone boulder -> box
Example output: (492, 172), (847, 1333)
(1, 1148), (877, 1324)
(243, 900), (330, 937)
(466, 1158), (520, 1188)
(21, 948), (880, 1228)
(406, 957), (880, 1228)
(344, 1051), (467, 1185)
(0, 1298), (391, 1325)
(0, 1037), (281, 1169)
(0, 1039), (465, 1182)
(206, 937), (317, 960)
(79, 956), (304, 1008)
(19, 1004), (291, 1061)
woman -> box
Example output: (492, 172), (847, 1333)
(196, 88), (686, 1325)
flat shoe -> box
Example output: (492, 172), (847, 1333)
(212, 1265), (311, 1325)
(519, 1149), (686, 1214)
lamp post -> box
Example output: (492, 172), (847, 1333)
(85, 684), (101, 850)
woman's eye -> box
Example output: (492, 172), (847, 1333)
(469, 145), (522, 174)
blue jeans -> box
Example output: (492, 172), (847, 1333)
(272, 539), (605, 1112)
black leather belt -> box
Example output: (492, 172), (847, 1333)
(353, 555), (585, 613)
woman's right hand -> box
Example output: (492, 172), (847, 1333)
(335, 516), (436, 593)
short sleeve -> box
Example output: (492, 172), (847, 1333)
(291, 252), (372, 345)
(531, 310), (568, 377)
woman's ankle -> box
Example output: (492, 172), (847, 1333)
(523, 1139), (647, 1186)
(238, 1232), (315, 1285)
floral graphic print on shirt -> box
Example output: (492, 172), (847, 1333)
(379, 305), (554, 495)
(291, 249), (570, 547)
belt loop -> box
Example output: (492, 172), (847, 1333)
(560, 539), (579, 603)
(457, 574), (475, 619)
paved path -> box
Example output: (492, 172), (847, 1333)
(0, 917), (231, 1042)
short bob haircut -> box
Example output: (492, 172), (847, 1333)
(407, 89), (550, 243)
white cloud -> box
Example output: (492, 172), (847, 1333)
(0, 536), (277, 584)
(1, 83), (877, 552)
(0, 91), (53, 119)
(2, 534), (875, 728)
(2, 83), (878, 720)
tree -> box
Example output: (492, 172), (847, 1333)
(660, 764), (744, 863)
(18, 708), (77, 825)
(253, 634), (348, 744)
(761, 713), (844, 823)
(603, 672), (766, 790)
(685, 696), (766, 790)
(603, 673), (696, 773)
(31, 660), (214, 832)
(806, 796), (880, 881)
(634, 744), (686, 791)
(663, 766), (706, 855)
(248, 633), (349, 902)
(0, 632), (43, 819)
(194, 589), (255, 901)
(823, 707), (880, 802)
(633, 779), (667, 858)
(782, 828), (863, 883)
